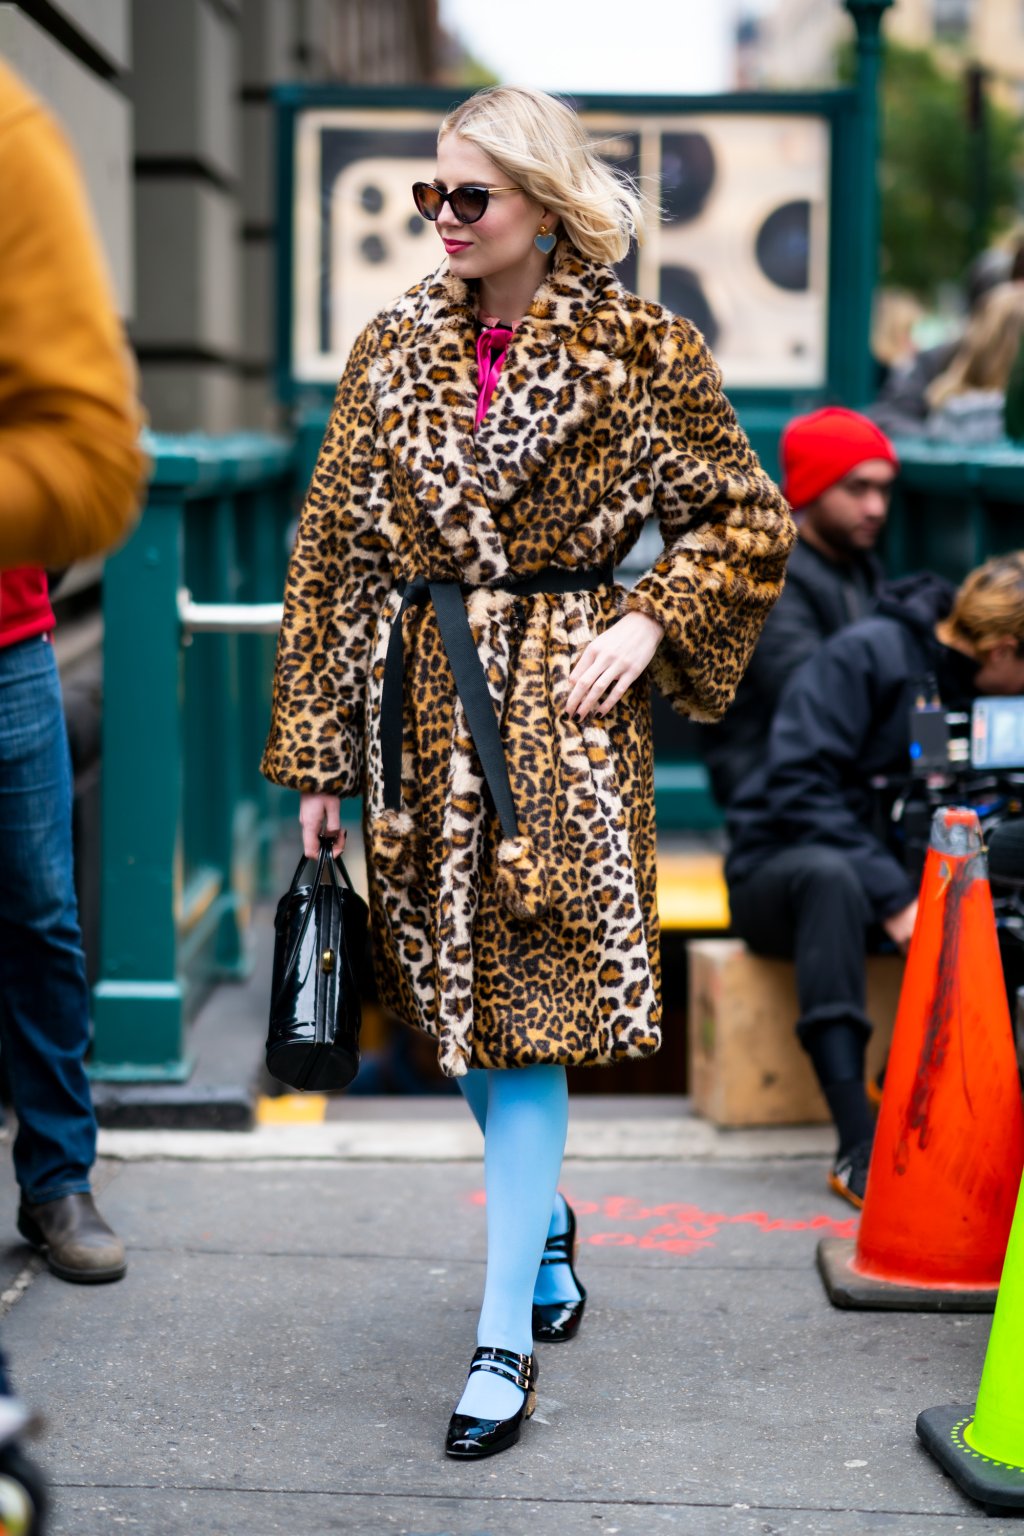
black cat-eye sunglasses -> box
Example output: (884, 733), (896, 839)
(411, 181), (519, 226)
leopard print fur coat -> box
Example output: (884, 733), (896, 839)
(262, 242), (794, 1077)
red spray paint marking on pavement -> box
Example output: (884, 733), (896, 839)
(466, 1191), (858, 1257)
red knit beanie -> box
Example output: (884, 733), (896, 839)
(780, 407), (898, 510)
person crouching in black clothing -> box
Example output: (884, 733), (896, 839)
(725, 554), (1024, 1209)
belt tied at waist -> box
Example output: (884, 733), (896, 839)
(373, 564), (612, 920)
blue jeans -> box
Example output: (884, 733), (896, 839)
(0, 636), (96, 1204)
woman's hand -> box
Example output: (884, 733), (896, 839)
(565, 611), (665, 720)
(299, 793), (346, 859)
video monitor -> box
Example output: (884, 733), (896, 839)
(971, 697), (1024, 771)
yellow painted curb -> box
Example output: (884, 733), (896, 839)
(257, 1094), (328, 1125)
(656, 851), (730, 930)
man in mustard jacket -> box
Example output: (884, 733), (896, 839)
(0, 58), (146, 1291)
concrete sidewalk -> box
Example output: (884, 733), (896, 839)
(0, 1108), (1013, 1536)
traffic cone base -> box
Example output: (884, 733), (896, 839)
(917, 1403), (1024, 1513)
(818, 809), (1024, 1312)
(816, 1238), (998, 1312)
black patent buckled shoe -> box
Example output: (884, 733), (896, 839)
(532, 1200), (587, 1343)
(445, 1347), (538, 1460)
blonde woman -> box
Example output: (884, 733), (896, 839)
(926, 282), (1024, 443)
(262, 85), (794, 1458)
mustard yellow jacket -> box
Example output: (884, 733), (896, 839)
(0, 61), (145, 571)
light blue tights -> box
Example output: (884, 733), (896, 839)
(454, 1064), (581, 1420)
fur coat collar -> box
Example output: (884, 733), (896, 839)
(369, 243), (650, 583)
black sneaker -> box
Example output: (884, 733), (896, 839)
(829, 1137), (873, 1210)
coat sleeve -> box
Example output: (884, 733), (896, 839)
(623, 315), (795, 720)
(261, 321), (393, 797)
(761, 637), (918, 920)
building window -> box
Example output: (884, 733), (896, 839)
(933, 0), (972, 42)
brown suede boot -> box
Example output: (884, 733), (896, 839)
(17, 1193), (126, 1284)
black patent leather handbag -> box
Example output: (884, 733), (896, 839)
(266, 833), (368, 1092)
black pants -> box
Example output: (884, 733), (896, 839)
(728, 846), (877, 1046)
(730, 829), (1024, 1045)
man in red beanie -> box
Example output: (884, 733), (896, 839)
(701, 407), (898, 806)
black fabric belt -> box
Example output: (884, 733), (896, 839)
(380, 565), (613, 841)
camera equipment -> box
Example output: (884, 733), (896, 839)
(971, 697), (1024, 772)
(890, 696), (1024, 1026)
(885, 695), (1024, 888)
(908, 695), (1024, 776)
(895, 699), (1024, 874)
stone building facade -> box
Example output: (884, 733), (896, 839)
(1, 0), (443, 434)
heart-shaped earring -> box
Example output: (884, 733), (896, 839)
(534, 225), (556, 254)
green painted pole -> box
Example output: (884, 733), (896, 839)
(966, 64), (991, 261)
(92, 485), (191, 1080)
(844, 0), (894, 407)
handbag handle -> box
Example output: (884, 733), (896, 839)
(278, 833), (356, 994)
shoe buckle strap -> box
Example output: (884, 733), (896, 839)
(469, 1346), (534, 1393)
(469, 1359), (532, 1392)
(540, 1231), (571, 1263)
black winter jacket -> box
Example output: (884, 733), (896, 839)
(700, 538), (883, 807)
(725, 573), (979, 921)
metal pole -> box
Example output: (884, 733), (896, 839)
(844, 0), (894, 406)
(966, 64), (991, 262)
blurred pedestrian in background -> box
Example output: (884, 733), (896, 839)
(701, 407), (896, 808)
(0, 56), (145, 1282)
(922, 282), (1024, 445)
(871, 246), (1014, 437)
(871, 287), (924, 393)
(262, 83), (793, 1459)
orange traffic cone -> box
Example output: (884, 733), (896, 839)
(818, 806), (1024, 1310)
(917, 1164), (1024, 1510)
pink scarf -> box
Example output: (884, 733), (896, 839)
(474, 313), (515, 429)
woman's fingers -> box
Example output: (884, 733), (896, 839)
(566, 642), (622, 713)
(301, 824), (346, 858)
(595, 672), (637, 716)
(566, 646), (635, 719)
(298, 792), (344, 858)
(565, 612), (664, 719)
(575, 666), (621, 719)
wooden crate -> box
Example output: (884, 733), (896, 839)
(687, 939), (904, 1127)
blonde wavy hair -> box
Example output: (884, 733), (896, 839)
(928, 283), (1024, 409)
(948, 552), (1024, 653)
(439, 86), (650, 265)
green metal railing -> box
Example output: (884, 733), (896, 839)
(91, 433), (297, 1080)
(885, 439), (1024, 581)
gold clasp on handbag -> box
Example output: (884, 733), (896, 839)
(321, 948), (335, 974)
